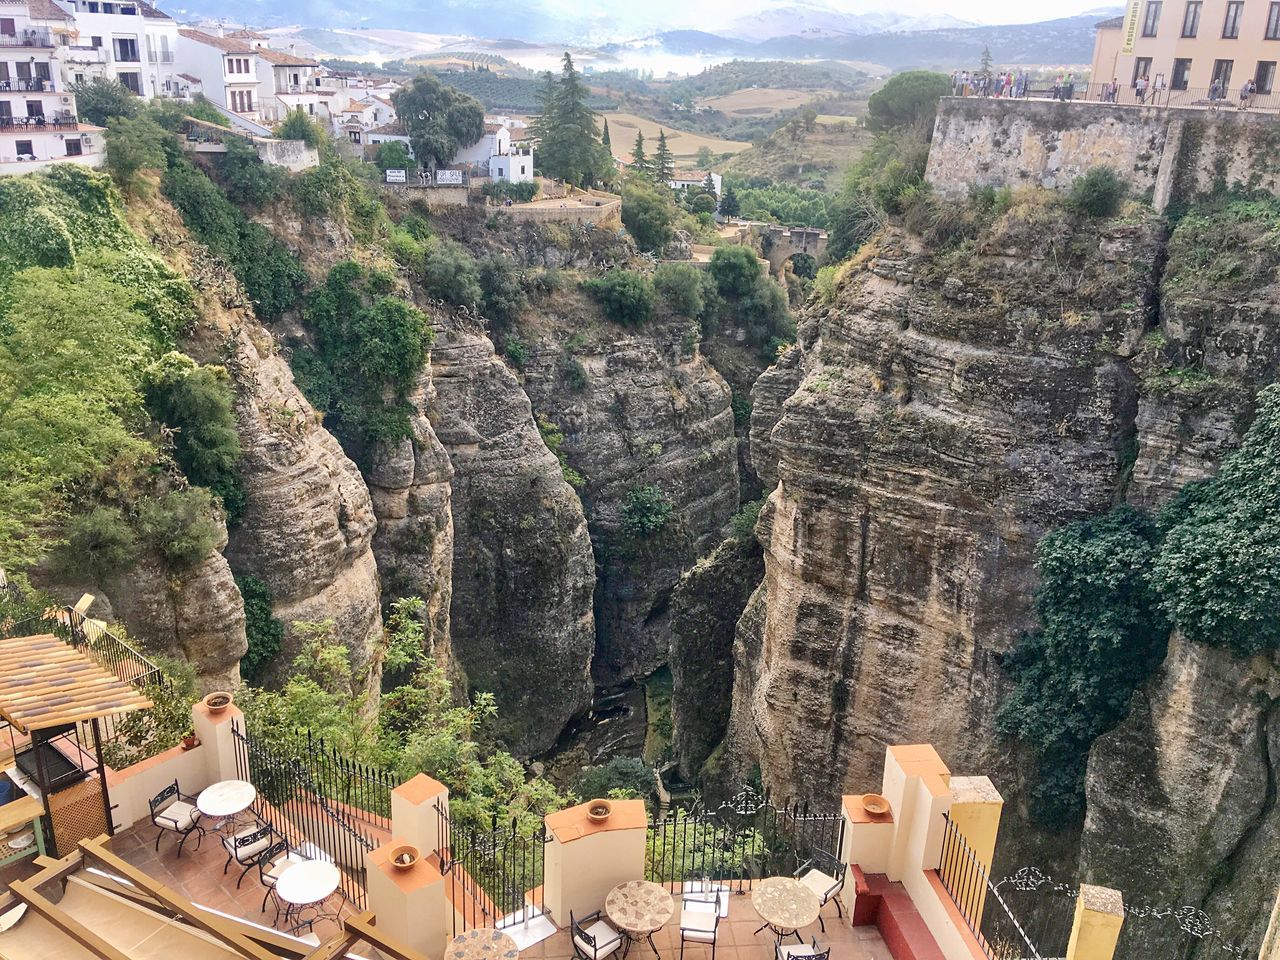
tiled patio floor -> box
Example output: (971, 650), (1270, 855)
(101, 823), (891, 960)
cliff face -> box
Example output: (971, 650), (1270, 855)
(519, 314), (739, 686)
(427, 319), (596, 756)
(1081, 635), (1279, 956)
(727, 208), (1164, 805)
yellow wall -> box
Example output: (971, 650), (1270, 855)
(1066, 884), (1125, 960)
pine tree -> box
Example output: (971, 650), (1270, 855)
(602, 117), (611, 148)
(631, 130), (647, 175)
(653, 129), (674, 182)
(719, 183), (740, 218)
(980, 46), (993, 78)
(530, 52), (611, 186)
(702, 171), (717, 197)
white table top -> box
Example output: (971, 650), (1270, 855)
(197, 780), (257, 818)
(275, 860), (341, 906)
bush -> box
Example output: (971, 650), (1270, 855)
(621, 484), (673, 539)
(739, 275), (792, 347)
(422, 237), (481, 308)
(216, 136), (286, 206)
(135, 489), (221, 571)
(71, 77), (140, 126)
(52, 507), (139, 581)
(730, 500), (762, 541)
(1069, 167), (1125, 218)
(708, 245), (762, 297)
(573, 756), (655, 800)
(237, 573), (283, 683)
(105, 114), (168, 194)
(584, 269), (653, 326)
(375, 141), (414, 172)
(866, 70), (951, 131)
(730, 389), (752, 426)
(275, 107), (324, 148)
(621, 180), (675, 252)
(479, 254), (527, 327)
(503, 334), (529, 368)
(482, 180), (539, 203)
(654, 262), (714, 319)
(563, 356), (588, 391)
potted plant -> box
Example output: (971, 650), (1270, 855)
(180, 728), (199, 751)
(202, 691), (233, 715)
(587, 799), (613, 823)
(390, 843), (420, 871)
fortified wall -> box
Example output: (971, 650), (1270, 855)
(925, 96), (1280, 210)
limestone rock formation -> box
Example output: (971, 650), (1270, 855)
(518, 319), (739, 686)
(1080, 634), (1280, 957)
(748, 344), (803, 492)
(728, 212), (1165, 805)
(427, 320), (596, 756)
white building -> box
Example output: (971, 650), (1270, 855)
(334, 94), (394, 143)
(365, 119), (408, 151)
(454, 122), (508, 168)
(54, 0), (178, 98)
(0, 0), (104, 173)
(669, 169), (721, 195)
(488, 145), (532, 183)
(174, 29), (324, 124)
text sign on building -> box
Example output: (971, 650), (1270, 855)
(384, 169), (407, 184)
(435, 169), (464, 185)
(1121, 0), (1142, 54)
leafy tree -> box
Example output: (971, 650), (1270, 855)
(71, 77), (140, 126)
(621, 180), (675, 252)
(866, 70), (952, 131)
(709, 245), (762, 297)
(479, 254), (527, 328)
(135, 489), (221, 571)
(574, 756), (656, 800)
(275, 106), (323, 148)
(237, 573), (284, 684)
(719, 184), (740, 218)
(105, 114), (168, 194)
(215, 136), (286, 206)
(391, 74), (485, 172)
(996, 507), (1168, 827)
(653, 129), (675, 181)
(530, 53), (612, 186)
(584, 269), (654, 326)
(690, 193), (716, 215)
(738, 274), (792, 348)
(51, 507), (138, 582)
(621, 484), (673, 538)
(422, 237), (481, 308)
(375, 140), (414, 172)
(654, 262), (715, 320)
(696, 146), (714, 168)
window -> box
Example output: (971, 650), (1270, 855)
(90, 35), (102, 47)
(1223, 1), (1243, 37)
(1172, 57), (1193, 89)
(0, 18), (14, 36)
(1143, 1), (1162, 36)
(1133, 56), (1153, 85)
(65, 139), (83, 156)
(1213, 58), (1235, 87)
(1182, 1), (1201, 36)
(15, 140), (33, 158)
(0, 102), (10, 119)
(112, 37), (140, 62)
(1269, 2), (1280, 39)
(1258, 60), (1277, 92)
(25, 100), (42, 117)
(118, 71), (140, 94)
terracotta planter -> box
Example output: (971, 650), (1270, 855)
(180, 735), (199, 751)
(861, 793), (890, 816)
(390, 843), (420, 871)
(587, 799), (613, 823)
(203, 691), (233, 715)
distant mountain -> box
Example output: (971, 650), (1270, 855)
(721, 5), (975, 44)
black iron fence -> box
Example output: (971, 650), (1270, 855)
(938, 814), (1053, 960)
(947, 84), (1280, 113)
(645, 786), (845, 890)
(231, 723), (395, 909)
(436, 799), (549, 935)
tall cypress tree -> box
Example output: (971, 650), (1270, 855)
(631, 130), (647, 175)
(531, 52), (611, 186)
(602, 117), (611, 148)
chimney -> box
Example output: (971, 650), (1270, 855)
(289, 42), (295, 54)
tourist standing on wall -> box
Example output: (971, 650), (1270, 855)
(1209, 77), (1224, 110)
(1135, 74), (1148, 104)
(1240, 79), (1256, 110)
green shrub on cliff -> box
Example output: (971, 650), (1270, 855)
(1068, 167), (1125, 218)
(237, 573), (284, 684)
(1163, 193), (1280, 296)
(585, 268), (654, 326)
(136, 489), (222, 571)
(621, 484), (673, 539)
(866, 70), (951, 132)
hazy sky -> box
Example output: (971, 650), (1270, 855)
(540, 0), (1113, 28)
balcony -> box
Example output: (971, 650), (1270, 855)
(64, 45), (107, 63)
(0, 78), (55, 93)
(0, 29), (53, 48)
(147, 50), (174, 63)
(0, 115), (82, 131)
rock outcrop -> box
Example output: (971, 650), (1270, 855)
(748, 344), (804, 492)
(519, 316), (740, 686)
(427, 320), (596, 756)
(725, 210), (1165, 805)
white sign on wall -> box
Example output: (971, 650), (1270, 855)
(435, 169), (464, 185)
(384, 169), (407, 184)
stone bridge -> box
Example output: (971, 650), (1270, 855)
(761, 225), (828, 274)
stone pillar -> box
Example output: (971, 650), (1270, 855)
(542, 799), (647, 927)
(391, 773), (449, 859)
(840, 794), (894, 923)
(191, 699), (241, 784)
(366, 839), (450, 960)
(880, 744), (951, 881)
(1065, 884), (1125, 960)
(946, 776), (1004, 922)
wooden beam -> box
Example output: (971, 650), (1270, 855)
(301, 928), (362, 960)
(8, 879), (134, 960)
(79, 837), (279, 960)
(343, 911), (433, 960)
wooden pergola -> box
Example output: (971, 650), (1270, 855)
(0, 633), (153, 856)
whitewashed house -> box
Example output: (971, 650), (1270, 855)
(175, 29), (325, 125)
(0, 0), (104, 173)
(54, 0), (178, 98)
(488, 144), (532, 183)
(669, 169), (721, 194)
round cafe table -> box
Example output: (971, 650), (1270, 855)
(445, 928), (520, 960)
(275, 859), (342, 934)
(197, 780), (257, 832)
(606, 880), (674, 958)
(751, 876), (820, 943)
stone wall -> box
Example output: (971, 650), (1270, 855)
(925, 98), (1280, 211)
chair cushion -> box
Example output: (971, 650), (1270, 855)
(680, 907), (719, 940)
(223, 832), (271, 862)
(682, 884), (729, 918)
(575, 920), (621, 959)
(155, 800), (198, 832)
(778, 945), (818, 960)
(799, 869), (838, 901)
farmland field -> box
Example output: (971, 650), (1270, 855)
(602, 112), (751, 162)
(696, 87), (833, 117)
